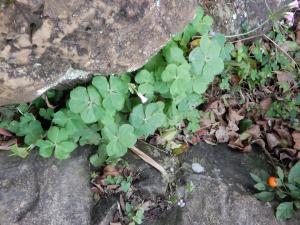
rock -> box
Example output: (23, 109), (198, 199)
(202, 0), (291, 35)
(0, 0), (291, 106)
(143, 143), (299, 225)
(191, 162), (205, 174)
(0, 146), (93, 225)
(0, 0), (197, 105)
(124, 141), (172, 197)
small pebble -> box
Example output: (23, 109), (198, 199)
(192, 163), (205, 174)
(177, 199), (186, 208)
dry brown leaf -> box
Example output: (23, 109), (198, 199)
(215, 126), (229, 143)
(274, 127), (293, 146)
(275, 71), (296, 87)
(0, 128), (13, 137)
(227, 120), (239, 132)
(260, 98), (272, 112)
(292, 132), (300, 150)
(227, 108), (244, 124)
(0, 138), (17, 150)
(228, 137), (252, 152)
(207, 100), (226, 117)
(106, 184), (120, 190)
(252, 139), (266, 149)
(266, 133), (280, 149)
(246, 125), (261, 139)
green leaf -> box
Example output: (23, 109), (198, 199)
(47, 126), (68, 143)
(55, 141), (77, 160)
(133, 209), (144, 224)
(102, 123), (137, 158)
(129, 102), (166, 137)
(250, 172), (263, 183)
(78, 126), (101, 146)
(92, 76), (128, 111)
(277, 167), (284, 181)
(89, 147), (107, 167)
(69, 86), (89, 113)
(189, 35), (224, 77)
(53, 110), (86, 136)
(10, 144), (30, 158)
(41, 126), (78, 159)
(254, 183), (266, 191)
(135, 70), (154, 84)
(254, 191), (275, 202)
(69, 86), (103, 123)
(288, 161), (300, 184)
(161, 63), (191, 96)
(39, 108), (54, 120)
(24, 120), (44, 145)
(36, 139), (54, 158)
(276, 202), (294, 221)
(163, 42), (187, 65)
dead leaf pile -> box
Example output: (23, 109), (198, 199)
(191, 88), (300, 168)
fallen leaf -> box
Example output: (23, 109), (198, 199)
(274, 127), (292, 146)
(0, 128), (12, 137)
(207, 100), (226, 117)
(227, 108), (244, 124)
(0, 138), (17, 150)
(215, 126), (229, 143)
(245, 125), (261, 139)
(292, 132), (300, 150)
(172, 143), (189, 155)
(106, 184), (120, 190)
(275, 71), (296, 87)
(266, 133), (281, 149)
(260, 98), (272, 112)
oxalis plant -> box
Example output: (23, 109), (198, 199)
(251, 161), (300, 221)
(0, 7), (231, 165)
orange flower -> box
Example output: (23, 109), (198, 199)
(267, 176), (277, 188)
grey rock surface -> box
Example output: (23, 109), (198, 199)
(144, 143), (299, 225)
(1, 143), (300, 225)
(0, 0), (291, 106)
(0, 146), (93, 225)
(0, 0), (197, 105)
(202, 0), (291, 35)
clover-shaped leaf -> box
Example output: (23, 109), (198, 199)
(102, 123), (137, 158)
(36, 126), (77, 160)
(189, 34), (224, 77)
(39, 108), (54, 120)
(174, 8), (213, 48)
(129, 102), (166, 137)
(161, 63), (191, 96)
(69, 86), (103, 124)
(53, 109), (86, 136)
(13, 113), (44, 145)
(92, 76), (128, 112)
(135, 70), (155, 98)
(163, 41), (187, 65)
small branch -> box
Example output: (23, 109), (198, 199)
(262, 34), (300, 70)
(129, 146), (169, 180)
(230, 34), (264, 43)
(225, 20), (270, 39)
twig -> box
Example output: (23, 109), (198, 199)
(137, 139), (169, 154)
(225, 20), (270, 39)
(129, 146), (169, 180)
(262, 34), (300, 70)
(230, 33), (264, 43)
